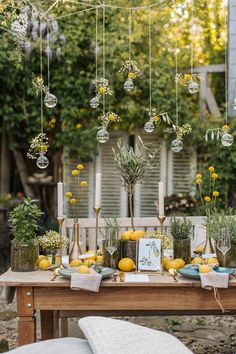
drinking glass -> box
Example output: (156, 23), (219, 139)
(104, 227), (118, 267)
(217, 228), (231, 267)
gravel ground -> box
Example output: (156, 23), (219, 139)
(0, 286), (236, 354)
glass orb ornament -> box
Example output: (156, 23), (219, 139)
(44, 92), (58, 108)
(171, 138), (183, 153)
(96, 128), (109, 143)
(233, 98), (236, 111)
(221, 132), (234, 147)
(124, 78), (134, 92)
(144, 120), (155, 133)
(36, 151), (49, 169)
(90, 96), (100, 109)
(188, 80), (199, 94)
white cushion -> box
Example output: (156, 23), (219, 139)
(79, 317), (193, 354)
(7, 337), (93, 354)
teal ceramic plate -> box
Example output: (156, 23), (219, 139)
(178, 265), (235, 279)
(58, 267), (116, 280)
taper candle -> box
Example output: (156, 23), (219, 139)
(158, 181), (164, 216)
(95, 172), (102, 208)
(57, 182), (64, 217)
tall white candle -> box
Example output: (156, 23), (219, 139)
(95, 172), (102, 208)
(158, 181), (165, 216)
(57, 182), (64, 217)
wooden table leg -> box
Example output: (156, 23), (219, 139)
(40, 310), (59, 340)
(17, 287), (36, 346)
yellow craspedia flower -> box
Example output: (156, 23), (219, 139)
(196, 179), (202, 185)
(128, 72), (136, 80)
(76, 123), (81, 129)
(195, 173), (202, 179)
(70, 198), (77, 204)
(80, 181), (88, 188)
(212, 173), (218, 179)
(108, 114), (115, 121)
(209, 166), (215, 172)
(98, 86), (106, 94)
(153, 115), (161, 122)
(184, 73), (191, 81)
(204, 196), (211, 203)
(65, 192), (72, 198)
(77, 164), (84, 170)
(40, 144), (48, 152)
(213, 191), (219, 197)
(72, 169), (79, 176)
(222, 125), (229, 132)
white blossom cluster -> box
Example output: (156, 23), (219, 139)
(11, 13), (28, 42)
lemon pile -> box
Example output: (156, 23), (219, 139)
(37, 255), (51, 270)
(121, 230), (145, 241)
(69, 250), (104, 274)
(163, 257), (185, 271)
(191, 257), (219, 266)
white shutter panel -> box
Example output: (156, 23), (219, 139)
(134, 133), (163, 217)
(99, 132), (128, 217)
(63, 155), (92, 218)
(167, 148), (197, 196)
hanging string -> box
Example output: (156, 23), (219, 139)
(128, 8), (132, 62)
(190, 0), (194, 76)
(39, 20), (44, 133)
(95, 6), (98, 82)
(47, 25), (50, 91)
(224, 2), (228, 125)
(173, 2), (179, 128)
(148, 6), (152, 116)
(102, 0), (106, 115)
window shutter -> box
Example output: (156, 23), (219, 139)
(134, 133), (163, 217)
(167, 148), (197, 196)
(99, 132), (128, 217)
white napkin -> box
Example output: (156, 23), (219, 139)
(200, 271), (229, 290)
(70, 268), (102, 292)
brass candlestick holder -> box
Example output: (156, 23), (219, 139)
(57, 215), (66, 268)
(158, 215), (166, 274)
(93, 207), (102, 256)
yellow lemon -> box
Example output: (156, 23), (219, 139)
(205, 257), (219, 266)
(184, 73), (191, 81)
(162, 257), (171, 267)
(174, 258), (185, 269)
(98, 86), (106, 94)
(70, 259), (82, 267)
(37, 255), (48, 265)
(96, 255), (104, 263)
(38, 259), (51, 270)
(78, 265), (91, 274)
(85, 251), (96, 260)
(121, 230), (134, 240)
(118, 258), (135, 272)
(128, 72), (137, 79)
(164, 260), (179, 271)
(199, 265), (212, 273)
(83, 259), (96, 267)
(191, 257), (204, 264)
(72, 169), (79, 176)
(130, 230), (145, 241)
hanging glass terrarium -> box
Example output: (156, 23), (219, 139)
(44, 91), (58, 108)
(171, 138), (183, 152)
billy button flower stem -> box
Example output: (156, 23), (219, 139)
(208, 166), (214, 195)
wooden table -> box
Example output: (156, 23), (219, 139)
(1, 269), (236, 346)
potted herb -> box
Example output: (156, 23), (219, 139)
(209, 210), (236, 267)
(170, 216), (192, 263)
(9, 197), (43, 272)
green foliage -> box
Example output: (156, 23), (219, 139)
(9, 197), (43, 243)
(209, 209), (236, 244)
(170, 216), (193, 240)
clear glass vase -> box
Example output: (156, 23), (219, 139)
(69, 223), (82, 263)
(173, 239), (191, 263)
(45, 249), (61, 265)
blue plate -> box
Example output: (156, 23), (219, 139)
(58, 267), (116, 280)
(178, 265), (235, 279)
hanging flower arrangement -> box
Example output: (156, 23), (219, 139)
(119, 60), (142, 92)
(90, 78), (113, 109)
(27, 133), (49, 169)
(175, 73), (199, 94)
(96, 112), (121, 144)
(205, 124), (234, 147)
(31, 76), (48, 96)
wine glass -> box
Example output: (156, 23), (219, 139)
(217, 228), (231, 268)
(104, 227), (118, 268)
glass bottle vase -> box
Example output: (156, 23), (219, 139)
(69, 223), (82, 263)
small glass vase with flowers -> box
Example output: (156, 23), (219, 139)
(38, 230), (69, 265)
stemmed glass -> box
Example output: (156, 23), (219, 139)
(217, 228), (231, 268)
(104, 227), (118, 268)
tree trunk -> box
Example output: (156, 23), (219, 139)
(8, 133), (34, 197)
(128, 184), (135, 231)
(0, 129), (10, 194)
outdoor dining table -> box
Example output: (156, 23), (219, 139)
(1, 269), (236, 346)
